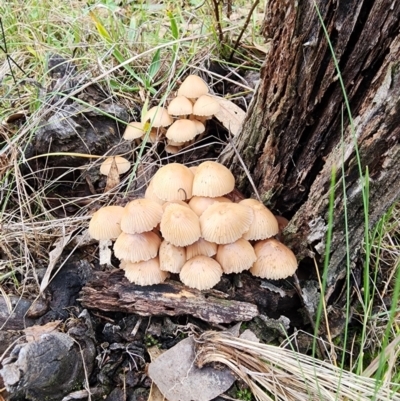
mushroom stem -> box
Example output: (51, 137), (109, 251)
(99, 239), (113, 266)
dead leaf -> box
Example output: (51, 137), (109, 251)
(104, 157), (120, 192)
(40, 230), (73, 293)
(147, 347), (169, 401)
(148, 337), (235, 401)
(213, 97), (246, 137)
(24, 320), (62, 342)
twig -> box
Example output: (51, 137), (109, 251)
(229, 0), (261, 62)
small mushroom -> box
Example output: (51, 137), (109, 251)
(177, 75), (209, 100)
(123, 122), (145, 140)
(159, 240), (186, 273)
(192, 161), (235, 197)
(160, 203), (201, 247)
(114, 231), (161, 263)
(250, 238), (298, 280)
(100, 156), (130, 176)
(121, 198), (163, 234)
(200, 202), (254, 244)
(240, 199), (279, 240)
(188, 196), (231, 217)
(186, 237), (217, 259)
(166, 119), (198, 143)
(122, 257), (169, 285)
(144, 180), (165, 206)
(167, 95), (193, 117)
(180, 256), (223, 290)
(151, 163), (194, 201)
(193, 95), (220, 119)
(88, 206), (125, 240)
(216, 238), (256, 274)
(142, 106), (173, 128)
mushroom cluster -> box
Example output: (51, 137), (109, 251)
(122, 75), (221, 154)
(88, 161), (297, 290)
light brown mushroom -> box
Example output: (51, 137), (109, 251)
(151, 163), (194, 201)
(142, 106), (173, 128)
(180, 256), (223, 290)
(193, 95), (220, 118)
(123, 122), (145, 140)
(88, 205), (124, 240)
(114, 231), (161, 263)
(250, 238), (298, 280)
(186, 237), (217, 259)
(200, 202), (253, 244)
(165, 119), (198, 143)
(160, 203), (201, 247)
(240, 198), (279, 240)
(192, 161), (235, 197)
(188, 196), (231, 217)
(122, 257), (169, 285)
(159, 240), (186, 273)
(177, 75), (209, 99)
(120, 198), (163, 234)
(100, 156), (130, 176)
(167, 96), (193, 117)
(216, 238), (256, 274)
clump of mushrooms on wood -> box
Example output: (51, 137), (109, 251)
(89, 161), (297, 290)
(122, 75), (222, 153)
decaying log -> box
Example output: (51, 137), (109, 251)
(222, 0), (400, 292)
(79, 270), (262, 324)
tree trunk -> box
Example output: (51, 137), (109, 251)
(222, 1), (400, 294)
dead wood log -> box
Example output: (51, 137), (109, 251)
(79, 270), (263, 324)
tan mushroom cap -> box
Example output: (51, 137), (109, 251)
(159, 240), (186, 273)
(143, 106), (173, 127)
(216, 238), (256, 274)
(240, 199), (279, 240)
(114, 231), (161, 263)
(123, 122), (145, 140)
(142, 127), (163, 144)
(250, 238), (297, 280)
(180, 256), (223, 290)
(177, 75), (209, 99)
(192, 161), (235, 197)
(122, 257), (169, 285)
(88, 205), (124, 240)
(162, 200), (190, 211)
(144, 180), (165, 206)
(188, 196), (231, 217)
(121, 198), (163, 234)
(193, 95), (220, 117)
(165, 119), (198, 143)
(275, 215), (289, 233)
(165, 144), (182, 154)
(167, 96), (193, 116)
(186, 237), (217, 260)
(200, 202), (253, 244)
(160, 203), (201, 247)
(100, 156), (131, 176)
(152, 163), (194, 201)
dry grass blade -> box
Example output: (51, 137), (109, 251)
(195, 332), (400, 401)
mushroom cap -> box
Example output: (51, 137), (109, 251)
(167, 96), (193, 116)
(100, 156), (130, 176)
(159, 240), (186, 273)
(177, 75), (209, 99)
(144, 180), (165, 206)
(142, 127), (163, 143)
(193, 95), (220, 117)
(191, 118), (205, 134)
(166, 119), (198, 143)
(192, 161), (235, 197)
(152, 163), (194, 201)
(275, 215), (289, 233)
(216, 238), (256, 274)
(200, 202), (253, 244)
(121, 198), (163, 234)
(143, 106), (173, 127)
(123, 122), (145, 140)
(114, 231), (161, 263)
(160, 203), (201, 247)
(162, 200), (190, 211)
(188, 196), (231, 217)
(165, 144), (182, 154)
(180, 256), (223, 290)
(186, 237), (217, 260)
(88, 205), (124, 240)
(239, 199), (279, 240)
(122, 257), (169, 285)
(250, 238), (298, 280)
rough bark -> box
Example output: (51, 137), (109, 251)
(222, 0), (400, 291)
(79, 270), (301, 324)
